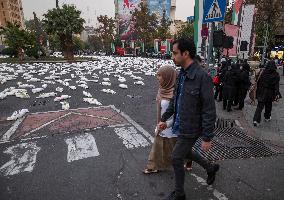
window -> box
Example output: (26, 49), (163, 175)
(1, 2), (4, 8)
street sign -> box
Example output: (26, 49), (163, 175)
(203, 0), (227, 23)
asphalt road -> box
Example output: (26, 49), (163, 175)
(0, 57), (283, 200)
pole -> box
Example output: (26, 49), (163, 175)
(207, 22), (215, 68)
(56, 0), (59, 8)
(261, 23), (269, 66)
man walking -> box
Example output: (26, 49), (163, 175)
(158, 38), (219, 200)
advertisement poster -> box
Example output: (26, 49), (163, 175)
(223, 24), (239, 57)
(118, 0), (142, 40)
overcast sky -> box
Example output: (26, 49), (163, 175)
(22, 0), (195, 26)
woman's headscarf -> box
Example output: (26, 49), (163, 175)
(156, 65), (177, 100)
(156, 65), (177, 124)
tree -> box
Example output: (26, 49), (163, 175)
(246, 0), (282, 48)
(224, 6), (233, 24)
(175, 22), (194, 40)
(95, 15), (116, 54)
(131, 2), (158, 49)
(88, 34), (104, 52)
(48, 34), (61, 52)
(0, 22), (36, 60)
(25, 14), (48, 56)
(156, 9), (172, 41)
(43, 4), (85, 60)
(73, 36), (87, 53)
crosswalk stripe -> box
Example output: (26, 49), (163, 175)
(0, 142), (41, 176)
(1, 117), (25, 141)
(114, 126), (150, 149)
(65, 133), (100, 162)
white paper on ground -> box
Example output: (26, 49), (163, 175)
(119, 84), (128, 89)
(60, 101), (70, 110)
(83, 98), (102, 105)
(83, 91), (92, 97)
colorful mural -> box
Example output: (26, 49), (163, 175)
(118, 0), (142, 40)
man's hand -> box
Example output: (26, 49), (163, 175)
(201, 141), (212, 151)
(157, 122), (167, 130)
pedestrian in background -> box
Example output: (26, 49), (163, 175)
(253, 61), (282, 126)
(236, 62), (251, 110)
(222, 64), (240, 112)
(158, 38), (218, 200)
(216, 59), (228, 102)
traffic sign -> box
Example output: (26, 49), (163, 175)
(203, 0), (227, 23)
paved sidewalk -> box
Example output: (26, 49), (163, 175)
(216, 68), (284, 148)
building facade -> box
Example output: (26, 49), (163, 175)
(275, 3), (284, 45)
(114, 0), (176, 40)
(0, 0), (24, 27)
(0, 0), (25, 45)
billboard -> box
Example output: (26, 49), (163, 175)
(237, 4), (256, 59)
(118, 0), (142, 40)
(147, 0), (171, 20)
(222, 24), (239, 57)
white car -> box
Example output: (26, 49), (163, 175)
(52, 51), (63, 57)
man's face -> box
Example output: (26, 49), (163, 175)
(172, 43), (185, 67)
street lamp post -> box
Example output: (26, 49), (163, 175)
(261, 17), (269, 66)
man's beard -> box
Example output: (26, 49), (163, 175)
(173, 60), (181, 67)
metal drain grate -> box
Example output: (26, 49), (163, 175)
(215, 118), (235, 129)
(193, 127), (282, 161)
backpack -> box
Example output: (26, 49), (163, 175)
(213, 75), (220, 85)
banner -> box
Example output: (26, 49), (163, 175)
(118, 0), (142, 40)
(223, 24), (239, 57)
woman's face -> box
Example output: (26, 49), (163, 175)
(156, 73), (164, 85)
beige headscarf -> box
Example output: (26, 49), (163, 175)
(156, 65), (177, 123)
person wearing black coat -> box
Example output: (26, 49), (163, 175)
(236, 63), (251, 110)
(253, 61), (281, 126)
(214, 61), (228, 101)
(222, 64), (240, 112)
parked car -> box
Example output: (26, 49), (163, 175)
(52, 51), (63, 57)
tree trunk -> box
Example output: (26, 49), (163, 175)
(18, 48), (24, 63)
(65, 36), (74, 61)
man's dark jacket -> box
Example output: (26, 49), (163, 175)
(161, 61), (216, 142)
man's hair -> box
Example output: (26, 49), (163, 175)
(195, 55), (202, 63)
(172, 38), (196, 59)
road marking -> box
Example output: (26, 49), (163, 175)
(1, 117), (25, 141)
(191, 173), (228, 200)
(110, 105), (154, 143)
(114, 126), (150, 149)
(65, 133), (100, 162)
(0, 142), (40, 176)
(23, 112), (71, 137)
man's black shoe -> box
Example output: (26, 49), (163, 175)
(164, 191), (186, 200)
(207, 164), (220, 185)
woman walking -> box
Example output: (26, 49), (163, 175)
(143, 65), (177, 174)
(253, 61), (281, 126)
